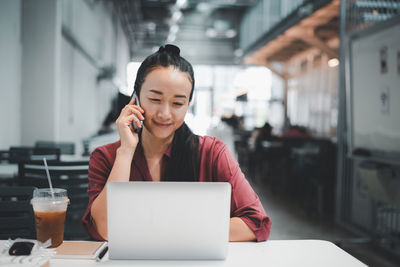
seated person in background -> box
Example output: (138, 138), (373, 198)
(82, 44), (271, 242)
(221, 114), (245, 130)
(281, 125), (311, 139)
(249, 122), (276, 152)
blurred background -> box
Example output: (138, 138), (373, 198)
(0, 0), (399, 266)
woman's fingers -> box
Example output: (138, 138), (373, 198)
(125, 103), (144, 114)
(127, 114), (143, 129)
(116, 104), (144, 138)
(122, 105), (145, 119)
(117, 112), (143, 129)
(128, 96), (136, 105)
(115, 103), (142, 150)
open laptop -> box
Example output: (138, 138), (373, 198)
(107, 181), (231, 260)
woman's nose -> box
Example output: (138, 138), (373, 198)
(156, 103), (172, 120)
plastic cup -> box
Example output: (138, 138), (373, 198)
(30, 188), (70, 248)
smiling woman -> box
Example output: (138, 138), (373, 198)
(81, 44), (272, 243)
(140, 67), (192, 141)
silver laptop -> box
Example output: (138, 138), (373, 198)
(107, 181), (231, 260)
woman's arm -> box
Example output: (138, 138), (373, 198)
(89, 99), (144, 240)
(90, 147), (135, 240)
(229, 217), (256, 242)
(212, 139), (271, 242)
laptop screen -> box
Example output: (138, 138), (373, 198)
(107, 181), (231, 260)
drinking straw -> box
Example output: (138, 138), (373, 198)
(43, 158), (55, 199)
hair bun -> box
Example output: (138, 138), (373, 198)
(158, 44), (180, 56)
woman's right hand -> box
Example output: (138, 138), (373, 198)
(115, 97), (145, 150)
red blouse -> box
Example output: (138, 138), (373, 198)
(81, 136), (271, 242)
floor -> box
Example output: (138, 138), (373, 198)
(251, 181), (400, 267)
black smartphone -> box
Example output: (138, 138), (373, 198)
(131, 92), (143, 133)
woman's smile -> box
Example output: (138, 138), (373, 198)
(153, 120), (172, 128)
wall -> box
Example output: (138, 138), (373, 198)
(286, 52), (338, 138)
(0, 0), (22, 149)
(116, 22), (130, 89)
(21, 0), (62, 146)
(59, 0), (120, 152)
(0, 0), (130, 152)
(350, 20), (400, 154)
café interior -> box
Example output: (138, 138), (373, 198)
(1, 0), (399, 266)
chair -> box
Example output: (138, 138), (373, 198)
(0, 186), (36, 239)
(255, 141), (289, 190)
(0, 149), (18, 186)
(287, 138), (336, 218)
(9, 146), (61, 187)
(233, 129), (252, 176)
(35, 141), (75, 155)
(9, 146), (61, 163)
(0, 150), (10, 163)
(17, 160), (90, 240)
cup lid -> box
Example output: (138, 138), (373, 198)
(33, 188), (68, 199)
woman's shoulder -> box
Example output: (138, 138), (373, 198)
(90, 140), (121, 161)
(198, 135), (227, 154)
(197, 136), (238, 180)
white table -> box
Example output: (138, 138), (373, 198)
(60, 155), (90, 162)
(50, 240), (367, 267)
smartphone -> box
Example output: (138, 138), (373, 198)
(131, 92), (143, 133)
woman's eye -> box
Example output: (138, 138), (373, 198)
(150, 98), (160, 103)
(173, 102), (184, 106)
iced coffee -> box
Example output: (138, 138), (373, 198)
(31, 188), (69, 248)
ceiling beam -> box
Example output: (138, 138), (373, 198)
(285, 26), (337, 58)
(298, 35), (337, 58)
(243, 56), (287, 79)
(264, 61), (286, 79)
(243, 0), (339, 65)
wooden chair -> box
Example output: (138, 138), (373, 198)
(0, 186), (36, 239)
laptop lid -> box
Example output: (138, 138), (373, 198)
(107, 181), (231, 260)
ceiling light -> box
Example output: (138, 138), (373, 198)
(172, 10), (182, 23)
(167, 34), (176, 43)
(234, 49), (243, 57)
(170, 24), (179, 34)
(197, 3), (211, 13)
(328, 58), (339, 67)
(206, 28), (217, 38)
(147, 22), (156, 31)
(225, 29), (237, 38)
(176, 0), (187, 9)
(213, 20), (230, 31)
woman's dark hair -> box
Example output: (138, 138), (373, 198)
(134, 44), (195, 101)
(132, 44), (199, 181)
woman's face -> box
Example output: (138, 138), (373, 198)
(139, 66), (192, 140)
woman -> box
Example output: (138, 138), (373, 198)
(82, 45), (271, 242)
